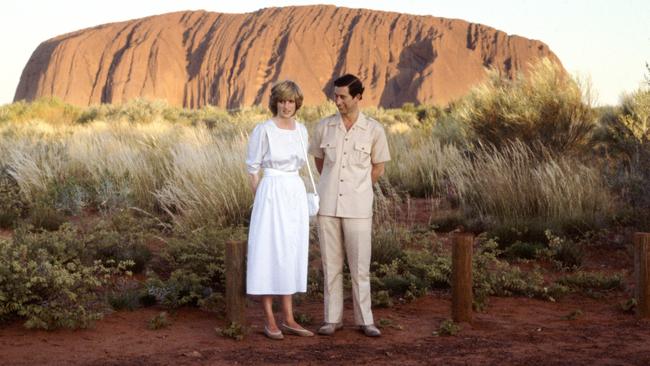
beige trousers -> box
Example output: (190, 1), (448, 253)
(317, 215), (374, 326)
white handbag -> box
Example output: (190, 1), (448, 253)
(297, 126), (319, 217)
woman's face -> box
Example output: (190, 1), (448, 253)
(276, 99), (296, 118)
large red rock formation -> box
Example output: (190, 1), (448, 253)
(14, 5), (562, 108)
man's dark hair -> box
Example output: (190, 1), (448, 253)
(334, 74), (364, 99)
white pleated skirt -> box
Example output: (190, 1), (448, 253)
(246, 168), (309, 295)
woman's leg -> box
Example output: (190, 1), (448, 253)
(281, 295), (304, 329)
(262, 296), (279, 331)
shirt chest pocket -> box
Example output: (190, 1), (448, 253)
(351, 141), (371, 167)
(320, 139), (337, 164)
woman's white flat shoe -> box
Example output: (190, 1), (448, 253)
(264, 325), (284, 340)
(281, 323), (315, 337)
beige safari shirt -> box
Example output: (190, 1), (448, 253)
(308, 112), (391, 218)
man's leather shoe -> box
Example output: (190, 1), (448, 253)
(317, 322), (343, 335)
(360, 324), (381, 337)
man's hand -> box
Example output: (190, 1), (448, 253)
(315, 157), (324, 175)
(371, 162), (385, 184)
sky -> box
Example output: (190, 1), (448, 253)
(1, 0), (648, 106)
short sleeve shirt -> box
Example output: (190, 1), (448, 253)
(308, 112), (391, 218)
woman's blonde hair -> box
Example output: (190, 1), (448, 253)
(269, 80), (304, 116)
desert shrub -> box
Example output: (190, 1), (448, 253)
(372, 290), (393, 308)
(503, 241), (546, 260)
(0, 97), (81, 124)
(0, 224), (130, 329)
(145, 227), (245, 310)
(26, 204), (67, 231)
(556, 271), (623, 295)
(371, 246), (451, 300)
(544, 230), (584, 270)
(297, 102), (337, 123)
(472, 238), (569, 308)
(429, 114), (472, 147)
(594, 88), (650, 230)
(415, 104), (444, 126)
(23, 178), (89, 230)
(0, 166), (26, 228)
(107, 279), (145, 311)
(372, 259), (427, 301)
(454, 58), (596, 155)
(145, 271), (209, 309)
(84, 211), (154, 274)
(369, 233), (568, 306)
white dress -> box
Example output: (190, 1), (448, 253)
(245, 119), (309, 295)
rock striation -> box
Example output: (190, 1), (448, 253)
(15, 5), (562, 108)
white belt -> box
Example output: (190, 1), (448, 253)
(264, 168), (299, 177)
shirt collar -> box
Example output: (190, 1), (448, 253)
(328, 112), (369, 130)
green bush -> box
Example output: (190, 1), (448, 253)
(84, 211), (153, 274)
(0, 97), (81, 124)
(472, 238), (568, 308)
(455, 58), (596, 155)
(0, 224), (129, 329)
(26, 204), (67, 231)
(544, 230), (584, 271)
(556, 271), (623, 294)
(503, 241), (546, 260)
(595, 87), (650, 230)
(107, 279), (145, 311)
(0, 166), (26, 228)
(146, 227), (245, 310)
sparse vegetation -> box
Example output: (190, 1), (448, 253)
(216, 322), (246, 341)
(148, 311), (172, 330)
(0, 58), (646, 330)
(434, 319), (461, 336)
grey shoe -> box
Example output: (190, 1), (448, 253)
(360, 324), (382, 337)
(317, 322), (343, 336)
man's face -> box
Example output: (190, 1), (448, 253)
(333, 86), (360, 115)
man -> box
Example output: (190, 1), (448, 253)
(308, 74), (391, 337)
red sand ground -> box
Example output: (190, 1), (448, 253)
(1, 292), (649, 366)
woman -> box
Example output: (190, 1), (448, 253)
(245, 80), (314, 340)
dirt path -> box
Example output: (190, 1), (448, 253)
(2, 290), (649, 366)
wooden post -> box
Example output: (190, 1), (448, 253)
(634, 233), (650, 318)
(452, 233), (473, 323)
(226, 240), (247, 325)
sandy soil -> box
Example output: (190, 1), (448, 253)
(1, 289), (649, 366)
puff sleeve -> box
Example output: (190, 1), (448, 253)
(246, 124), (267, 174)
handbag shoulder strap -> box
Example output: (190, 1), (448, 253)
(296, 123), (318, 195)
